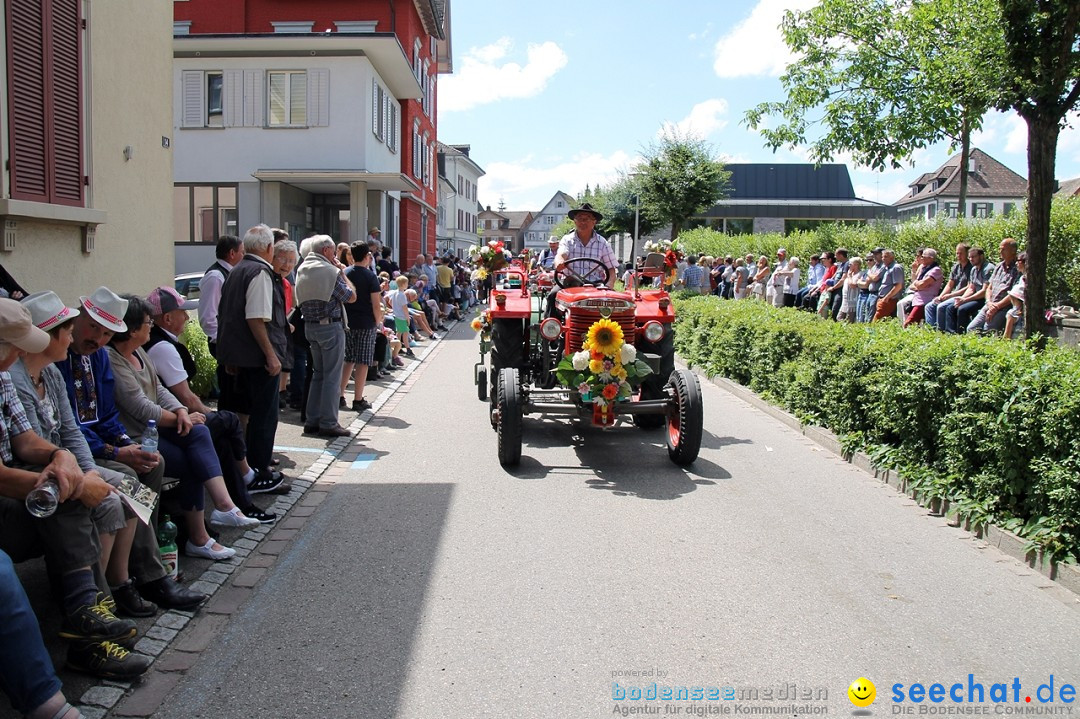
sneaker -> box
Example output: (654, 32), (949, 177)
(185, 538), (236, 561)
(247, 471), (284, 494)
(67, 640), (151, 679)
(110, 579), (157, 618)
(59, 596), (137, 643)
(240, 504), (277, 524)
(352, 398), (372, 413)
(404, 348), (416, 358)
(392, 357), (405, 367)
(429, 333), (440, 340)
(210, 507), (261, 529)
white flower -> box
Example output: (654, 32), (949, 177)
(572, 350), (590, 371)
(619, 343), (637, 364)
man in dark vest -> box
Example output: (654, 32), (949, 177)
(143, 286), (280, 523)
(216, 225), (289, 487)
(198, 234), (244, 358)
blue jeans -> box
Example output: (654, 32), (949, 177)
(943, 299), (982, 334)
(967, 304), (1008, 334)
(0, 550), (62, 714)
(925, 297), (954, 330)
(305, 321), (346, 430)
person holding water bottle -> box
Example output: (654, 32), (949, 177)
(0, 298), (150, 678)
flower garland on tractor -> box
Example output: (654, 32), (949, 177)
(642, 238), (684, 288)
(469, 239), (512, 281)
(555, 319), (652, 427)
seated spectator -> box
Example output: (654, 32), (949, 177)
(837, 257), (863, 322)
(943, 246), (992, 334)
(903, 248), (943, 328)
(896, 247), (925, 321)
(405, 289), (440, 340)
(967, 238), (1021, 334)
(872, 249), (905, 321)
(142, 287), (280, 519)
(109, 296), (260, 561)
(925, 243), (971, 331)
(12, 292), (155, 617)
(858, 249), (884, 323)
(2, 547), (92, 717)
(0, 299), (149, 678)
(54, 287), (208, 612)
(1003, 252), (1027, 340)
(795, 255), (823, 308)
(803, 252), (836, 311)
(826, 248), (850, 319)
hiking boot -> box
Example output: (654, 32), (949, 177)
(111, 580), (158, 618)
(67, 640), (151, 679)
(59, 594), (137, 644)
(352, 398), (372, 413)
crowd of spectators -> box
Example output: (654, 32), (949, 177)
(688, 238), (1025, 337)
(0, 223), (478, 715)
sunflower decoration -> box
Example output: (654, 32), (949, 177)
(471, 311), (492, 352)
(555, 318), (653, 427)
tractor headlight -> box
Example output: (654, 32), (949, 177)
(540, 317), (563, 341)
(642, 321), (665, 342)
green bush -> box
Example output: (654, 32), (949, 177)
(178, 318), (216, 398)
(673, 296), (1080, 562)
(679, 197), (1080, 305)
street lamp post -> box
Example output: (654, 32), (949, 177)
(630, 173), (641, 265)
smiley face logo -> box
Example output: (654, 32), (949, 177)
(848, 677), (876, 707)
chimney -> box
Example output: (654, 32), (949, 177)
(486, 205), (491, 211)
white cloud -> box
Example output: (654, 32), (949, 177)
(478, 151), (637, 212)
(439, 37), (568, 113)
(688, 23), (714, 42)
(713, 0), (817, 78)
(659, 99), (729, 139)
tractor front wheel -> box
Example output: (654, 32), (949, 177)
(497, 368), (523, 466)
(666, 369), (702, 466)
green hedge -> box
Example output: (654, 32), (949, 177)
(678, 196), (1080, 306)
(673, 296), (1080, 562)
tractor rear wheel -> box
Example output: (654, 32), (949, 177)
(666, 369), (702, 466)
(497, 368), (523, 466)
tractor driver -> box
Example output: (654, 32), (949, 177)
(546, 203), (619, 317)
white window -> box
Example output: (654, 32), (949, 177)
(557, 200), (564, 208)
(412, 121), (422, 178)
(271, 21), (314, 33)
(372, 79), (384, 141)
(268, 71), (307, 126)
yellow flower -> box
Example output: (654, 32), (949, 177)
(612, 365), (628, 381)
(471, 318), (483, 332)
(589, 359), (605, 374)
(586, 319), (623, 357)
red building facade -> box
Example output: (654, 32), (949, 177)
(174, 0), (450, 264)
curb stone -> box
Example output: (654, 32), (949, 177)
(91, 323), (457, 717)
(688, 366), (1080, 599)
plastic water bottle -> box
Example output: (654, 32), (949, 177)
(157, 514), (179, 580)
(25, 479), (60, 518)
(141, 420), (159, 454)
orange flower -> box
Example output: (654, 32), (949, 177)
(602, 383), (619, 400)
(591, 349), (605, 361)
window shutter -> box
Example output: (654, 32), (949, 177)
(7, 0), (49, 202)
(307, 68), (329, 127)
(223, 69), (243, 127)
(289, 72), (307, 126)
(371, 79), (379, 138)
(388, 102), (397, 151)
(181, 70), (205, 128)
(49, 0), (82, 205)
(243, 70), (265, 126)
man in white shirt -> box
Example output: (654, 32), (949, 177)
(198, 235), (244, 357)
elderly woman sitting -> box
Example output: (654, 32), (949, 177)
(108, 295), (259, 561)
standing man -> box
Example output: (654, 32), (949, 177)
(435, 257), (455, 324)
(368, 226), (382, 250)
(340, 242), (384, 414)
(56, 288), (207, 611)
(871, 249), (905, 321)
(295, 235), (356, 437)
(198, 235), (243, 357)
(216, 224), (289, 483)
(768, 248), (789, 307)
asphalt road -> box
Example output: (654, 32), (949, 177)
(150, 321), (1080, 719)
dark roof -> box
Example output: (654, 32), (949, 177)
(725, 163), (858, 200)
(1057, 177), (1080, 198)
(894, 148), (1027, 207)
(501, 211), (533, 229)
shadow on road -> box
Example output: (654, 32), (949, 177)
(699, 430), (753, 450)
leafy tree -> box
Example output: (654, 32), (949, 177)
(635, 131), (730, 240)
(577, 175), (659, 258)
(744, 0), (1003, 215)
(994, 0), (1080, 341)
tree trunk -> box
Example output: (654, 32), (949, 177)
(957, 115), (971, 218)
(1022, 113), (1060, 345)
(670, 220), (681, 241)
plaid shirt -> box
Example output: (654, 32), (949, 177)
(682, 264), (706, 289)
(0, 372), (32, 464)
(299, 275), (352, 322)
(557, 231), (618, 282)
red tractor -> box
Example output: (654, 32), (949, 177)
(474, 256), (703, 467)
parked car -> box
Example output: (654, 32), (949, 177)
(174, 272), (204, 311)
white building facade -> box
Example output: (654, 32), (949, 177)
(435, 143), (484, 257)
(522, 191), (575, 251)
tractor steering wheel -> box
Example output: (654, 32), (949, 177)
(554, 256), (610, 289)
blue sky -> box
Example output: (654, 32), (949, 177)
(436, 0), (1080, 214)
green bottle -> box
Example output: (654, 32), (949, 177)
(157, 514), (179, 580)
